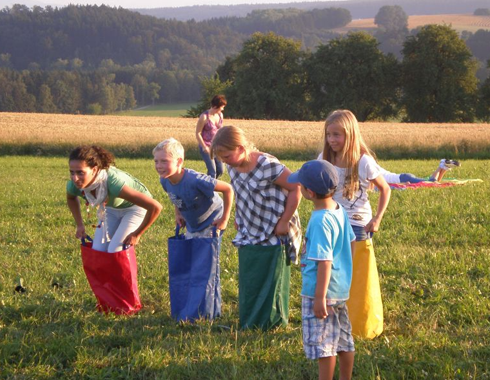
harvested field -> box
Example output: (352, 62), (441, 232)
(334, 13), (490, 33)
(1, 112), (489, 159)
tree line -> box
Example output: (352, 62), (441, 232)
(0, 69), (138, 114)
(0, 4), (352, 113)
(191, 26), (490, 123)
(1, 4), (490, 120)
(136, 0), (490, 22)
(0, 4), (349, 70)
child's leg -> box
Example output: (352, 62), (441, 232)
(336, 302), (355, 379)
(92, 207), (122, 251)
(318, 356), (336, 380)
(107, 206), (146, 253)
(399, 173), (427, 184)
(429, 168), (445, 181)
(92, 227), (110, 251)
(430, 159), (460, 181)
(338, 351), (354, 380)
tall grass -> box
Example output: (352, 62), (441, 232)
(1, 156), (489, 379)
(1, 113), (490, 160)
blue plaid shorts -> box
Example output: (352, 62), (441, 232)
(302, 297), (355, 360)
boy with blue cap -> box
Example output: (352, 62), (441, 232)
(288, 160), (356, 380)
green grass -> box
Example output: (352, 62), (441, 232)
(115, 103), (197, 117)
(1, 157), (489, 379)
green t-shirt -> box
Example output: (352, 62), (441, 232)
(66, 167), (152, 209)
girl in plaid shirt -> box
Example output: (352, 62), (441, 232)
(211, 126), (302, 330)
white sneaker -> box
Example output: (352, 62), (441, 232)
(439, 159), (461, 170)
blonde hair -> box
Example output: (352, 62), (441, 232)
(211, 126), (257, 160)
(322, 110), (375, 200)
(153, 138), (185, 160)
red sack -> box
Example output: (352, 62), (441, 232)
(81, 237), (142, 315)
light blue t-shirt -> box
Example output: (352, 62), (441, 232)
(301, 205), (355, 300)
(160, 169), (223, 232)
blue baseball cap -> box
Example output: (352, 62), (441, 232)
(288, 160), (338, 195)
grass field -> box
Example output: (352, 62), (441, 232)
(334, 13), (490, 34)
(1, 112), (490, 160)
(0, 155), (489, 379)
(115, 103), (196, 118)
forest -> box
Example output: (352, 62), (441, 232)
(0, 3), (489, 120)
(135, 0), (490, 21)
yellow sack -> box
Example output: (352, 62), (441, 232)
(346, 239), (383, 339)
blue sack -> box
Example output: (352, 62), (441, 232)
(167, 226), (222, 322)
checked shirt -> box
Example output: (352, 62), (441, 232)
(228, 154), (302, 263)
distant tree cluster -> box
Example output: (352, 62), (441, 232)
(0, 4), (244, 112)
(210, 7), (350, 41)
(0, 4), (352, 113)
(0, 4), (242, 70)
(201, 26), (489, 123)
(0, 69), (136, 114)
(373, 5), (409, 58)
(474, 8), (490, 16)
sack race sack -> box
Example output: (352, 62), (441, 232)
(167, 226), (222, 322)
(81, 237), (142, 315)
(238, 243), (291, 330)
(346, 239), (383, 339)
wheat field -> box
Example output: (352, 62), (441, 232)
(1, 112), (489, 159)
(336, 13), (490, 33)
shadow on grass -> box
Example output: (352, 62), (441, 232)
(0, 295), (311, 379)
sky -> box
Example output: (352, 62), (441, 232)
(1, 0), (342, 10)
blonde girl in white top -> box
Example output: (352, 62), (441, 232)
(320, 109), (391, 240)
(320, 109), (390, 340)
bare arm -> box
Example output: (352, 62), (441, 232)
(272, 167), (302, 236)
(118, 185), (163, 246)
(365, 174), (391, 233)
(195, 114), (209, 153)
(212, 179), (234, 231)
(314, 260), (332, 318)
(67, 193), (87, 238)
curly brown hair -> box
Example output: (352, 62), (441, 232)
(68, 145), (115, 169)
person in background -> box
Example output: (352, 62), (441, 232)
(380, 159), (461, 184)
(196, 94), (227, 179)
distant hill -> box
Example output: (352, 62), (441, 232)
(134, 0), (490, 21)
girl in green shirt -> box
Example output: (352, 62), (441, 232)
(67, 145), (162, 252)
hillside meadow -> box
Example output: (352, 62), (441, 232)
(335, 13), (490, 33)
(1, 112), (490, 160)
(0, 113), (489, 378)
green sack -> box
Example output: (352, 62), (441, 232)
(238, 244), (291, 331)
